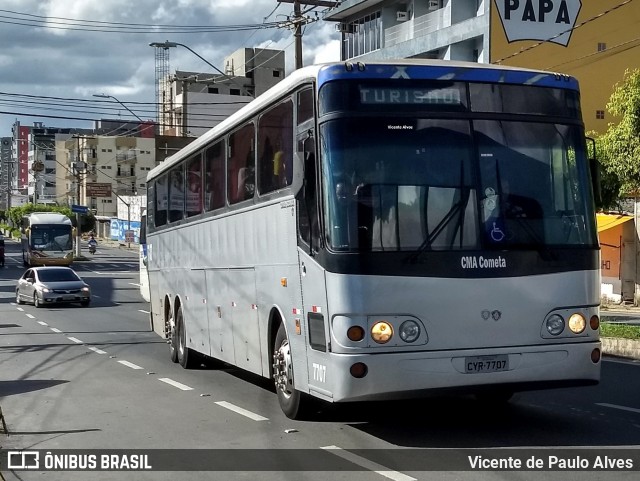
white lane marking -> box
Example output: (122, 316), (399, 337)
(110, 264), (120, 268)
(37, 321), (48, 326)
(17, 307), (24, 312)
(214, 401), (268, 421)
(158, 378), (193, 391)
(88, 346), (107, 355)
(321, 446), (416, 481)
(138, 309), (150, 314)
(67, 337), (83, 344)
(118, 360), (144, 370)
(596, 403), (640, 414)
(26, 314), (35, 319)
(50, 328), (62, 333)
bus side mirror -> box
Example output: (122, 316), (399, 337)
(586, 137), (602, 208)
(291, 151), (305, 196)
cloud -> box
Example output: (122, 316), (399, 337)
(0, 0), (340, 136)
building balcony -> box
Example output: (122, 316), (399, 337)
(385, 5), (450, 48)
(114, 185), (135, 196)
(116, 153), (137, 164)
(116, 171), (136, 179)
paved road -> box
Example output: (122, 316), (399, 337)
(0, 240), (639, 480)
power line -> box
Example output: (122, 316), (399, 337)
(0, 9), (281, 34)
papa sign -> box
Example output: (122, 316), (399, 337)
(495, 0), (582, 46)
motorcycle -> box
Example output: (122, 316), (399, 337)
(88, 239), (97, 254)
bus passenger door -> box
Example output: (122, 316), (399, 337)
(296, 131), (333, 399)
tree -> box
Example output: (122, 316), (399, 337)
(593, 68), (640, 208)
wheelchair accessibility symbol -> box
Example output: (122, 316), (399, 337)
(491, 222), (505, 242)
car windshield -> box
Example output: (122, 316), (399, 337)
(38, 269), (80, 282)
(319, 117), (597, 252)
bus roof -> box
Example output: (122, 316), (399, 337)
(147, 59), (578, 181)
(26, 212), (72, 225)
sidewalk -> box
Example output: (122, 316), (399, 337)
(600, 304), (640, 360)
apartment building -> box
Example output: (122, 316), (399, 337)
(159, 48), (285, 137)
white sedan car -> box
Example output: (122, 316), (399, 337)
(16, 266), (91, 307)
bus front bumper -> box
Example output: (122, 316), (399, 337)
(322, 341), (601, 403)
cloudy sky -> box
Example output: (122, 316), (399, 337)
(0, 0), (341, 137)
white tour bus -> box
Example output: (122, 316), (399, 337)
(145, 60), (601, 419)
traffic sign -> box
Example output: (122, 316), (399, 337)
(71, 204), (89, 214)
(125, 230), (135, 243)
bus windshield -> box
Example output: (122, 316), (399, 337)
(320, 116), (597, 252)
(30, 224), (73, 252)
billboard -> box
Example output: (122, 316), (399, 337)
(494, 0), (581, 46)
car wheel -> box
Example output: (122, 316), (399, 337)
(16, 290), (23, 305)
(273, 323), (310, 420)
(34, 293), (42, 308)
(176, 306), (198, 368)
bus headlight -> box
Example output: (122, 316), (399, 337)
(399, 320), (420, 343)
(371, 321), (393, 344)
(545, 314), (565, 336)
(568, 313), (586, 334)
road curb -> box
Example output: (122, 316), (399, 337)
(602, 337), (640, 360)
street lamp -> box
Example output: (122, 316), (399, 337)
(92, 94), (145, 122)
(149, 41), (254, 98)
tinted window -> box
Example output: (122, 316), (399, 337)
(186, 154), (203, 217)
(228, 123), (255, 204)
(154, 175), (168, 227)
(169, 164), (185, 223)
(205, 141), (225, 211)
(257, 99), (294, 194)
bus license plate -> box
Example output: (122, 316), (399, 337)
(465, 355), (509, 373)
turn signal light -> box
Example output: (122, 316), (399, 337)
(590, 315), (600, 330)
(591, 348), (601, 363)
(347, 326), (365, 342)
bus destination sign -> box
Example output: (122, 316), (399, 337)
(359, 87), (463, 105)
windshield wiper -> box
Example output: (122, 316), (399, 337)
(407, 189), (470, 263)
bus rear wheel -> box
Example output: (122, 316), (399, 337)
(176, 306), (197, 369)
(273, 323), (309, 419)
(168, 309), (178, 363)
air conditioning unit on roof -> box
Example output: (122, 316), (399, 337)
(397, 11), (408, 21)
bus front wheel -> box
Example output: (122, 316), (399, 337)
(273, 323), (309, 419)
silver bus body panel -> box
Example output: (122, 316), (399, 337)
(147, 195), (302, 378)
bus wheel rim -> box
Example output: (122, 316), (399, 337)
(274, 339), (293, 399)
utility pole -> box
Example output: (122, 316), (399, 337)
(278, 0), (340, 69)
(72, 135), (89, 258)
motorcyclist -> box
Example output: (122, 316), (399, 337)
(88, 234), (97, 254)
